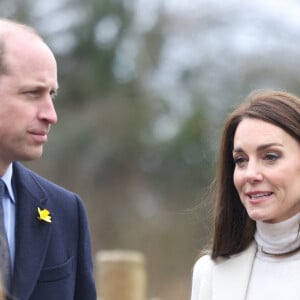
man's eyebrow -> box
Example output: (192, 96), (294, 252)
(19, 82), (58, 89)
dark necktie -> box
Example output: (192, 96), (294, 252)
(0, 179), (12, 292)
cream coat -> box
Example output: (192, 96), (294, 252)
(191, 242), (257, 300)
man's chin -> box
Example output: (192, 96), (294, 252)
(19, 150), (44, 162)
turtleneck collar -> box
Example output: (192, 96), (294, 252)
(255, 212), (300, 255)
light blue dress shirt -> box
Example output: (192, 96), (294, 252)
(1, 164), (16, 271)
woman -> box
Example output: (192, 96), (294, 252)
(191, 89), (300, 300)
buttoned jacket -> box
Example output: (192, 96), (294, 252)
(9, 162), (97, 300)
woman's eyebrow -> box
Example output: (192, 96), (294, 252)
(256, 143), (283, 151)
(233, 143), (283, 153)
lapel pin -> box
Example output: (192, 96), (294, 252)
(37, 207), (52, 223)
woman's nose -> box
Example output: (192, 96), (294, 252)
(244, 161), (263, 183)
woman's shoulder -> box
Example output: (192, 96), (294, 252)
(193, 254), (215, 278)
(194, 254), (212, 266)
(194, 251), (228, 268)
(194, 241), (257, 273)
(191, 254), (216, 300)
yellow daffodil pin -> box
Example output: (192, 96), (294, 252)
(37, 207), (52, 223)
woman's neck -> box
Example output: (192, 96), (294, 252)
(255, 213), (300, 256)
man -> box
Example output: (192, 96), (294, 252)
(0, 18), (97, 299)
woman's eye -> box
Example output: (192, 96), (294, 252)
(264, 153), (280, 162)
(233, 156), (247, 166)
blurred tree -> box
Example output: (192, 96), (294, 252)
(1, 1), (211, 298)
(4, 0), (300, 299)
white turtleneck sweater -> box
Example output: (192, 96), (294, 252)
(246, 213), (300, 300)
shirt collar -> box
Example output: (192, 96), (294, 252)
(1, 163), (15, 204)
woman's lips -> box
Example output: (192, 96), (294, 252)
(246, 191), (273, 204)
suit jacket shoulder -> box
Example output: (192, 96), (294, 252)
(11, 162), (97, 300)
(191, 242), (257, 300)
(14, 162), (77, 198)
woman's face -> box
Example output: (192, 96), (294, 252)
(233, 118), (300, 223)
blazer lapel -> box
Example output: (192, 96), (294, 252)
(10, 163), (52, 299)
(213, 242), (257, 300)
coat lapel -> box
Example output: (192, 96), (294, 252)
(213, 242), (257, 300)
(10, 163), (52, 299)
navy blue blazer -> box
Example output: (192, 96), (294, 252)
(9, 162), (97, 300)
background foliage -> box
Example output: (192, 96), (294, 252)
(2, 0), (300, 298)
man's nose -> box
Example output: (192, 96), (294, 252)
(38, 96), (58, 124)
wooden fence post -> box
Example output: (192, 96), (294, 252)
(96, 250), (146, 300)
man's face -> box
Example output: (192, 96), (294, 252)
(0, 33), (58, 173)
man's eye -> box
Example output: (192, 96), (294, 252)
(50, 90), (58, 100)
(25, 90), (39, 96)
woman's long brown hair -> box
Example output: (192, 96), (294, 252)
(210, 89), (300, 259)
